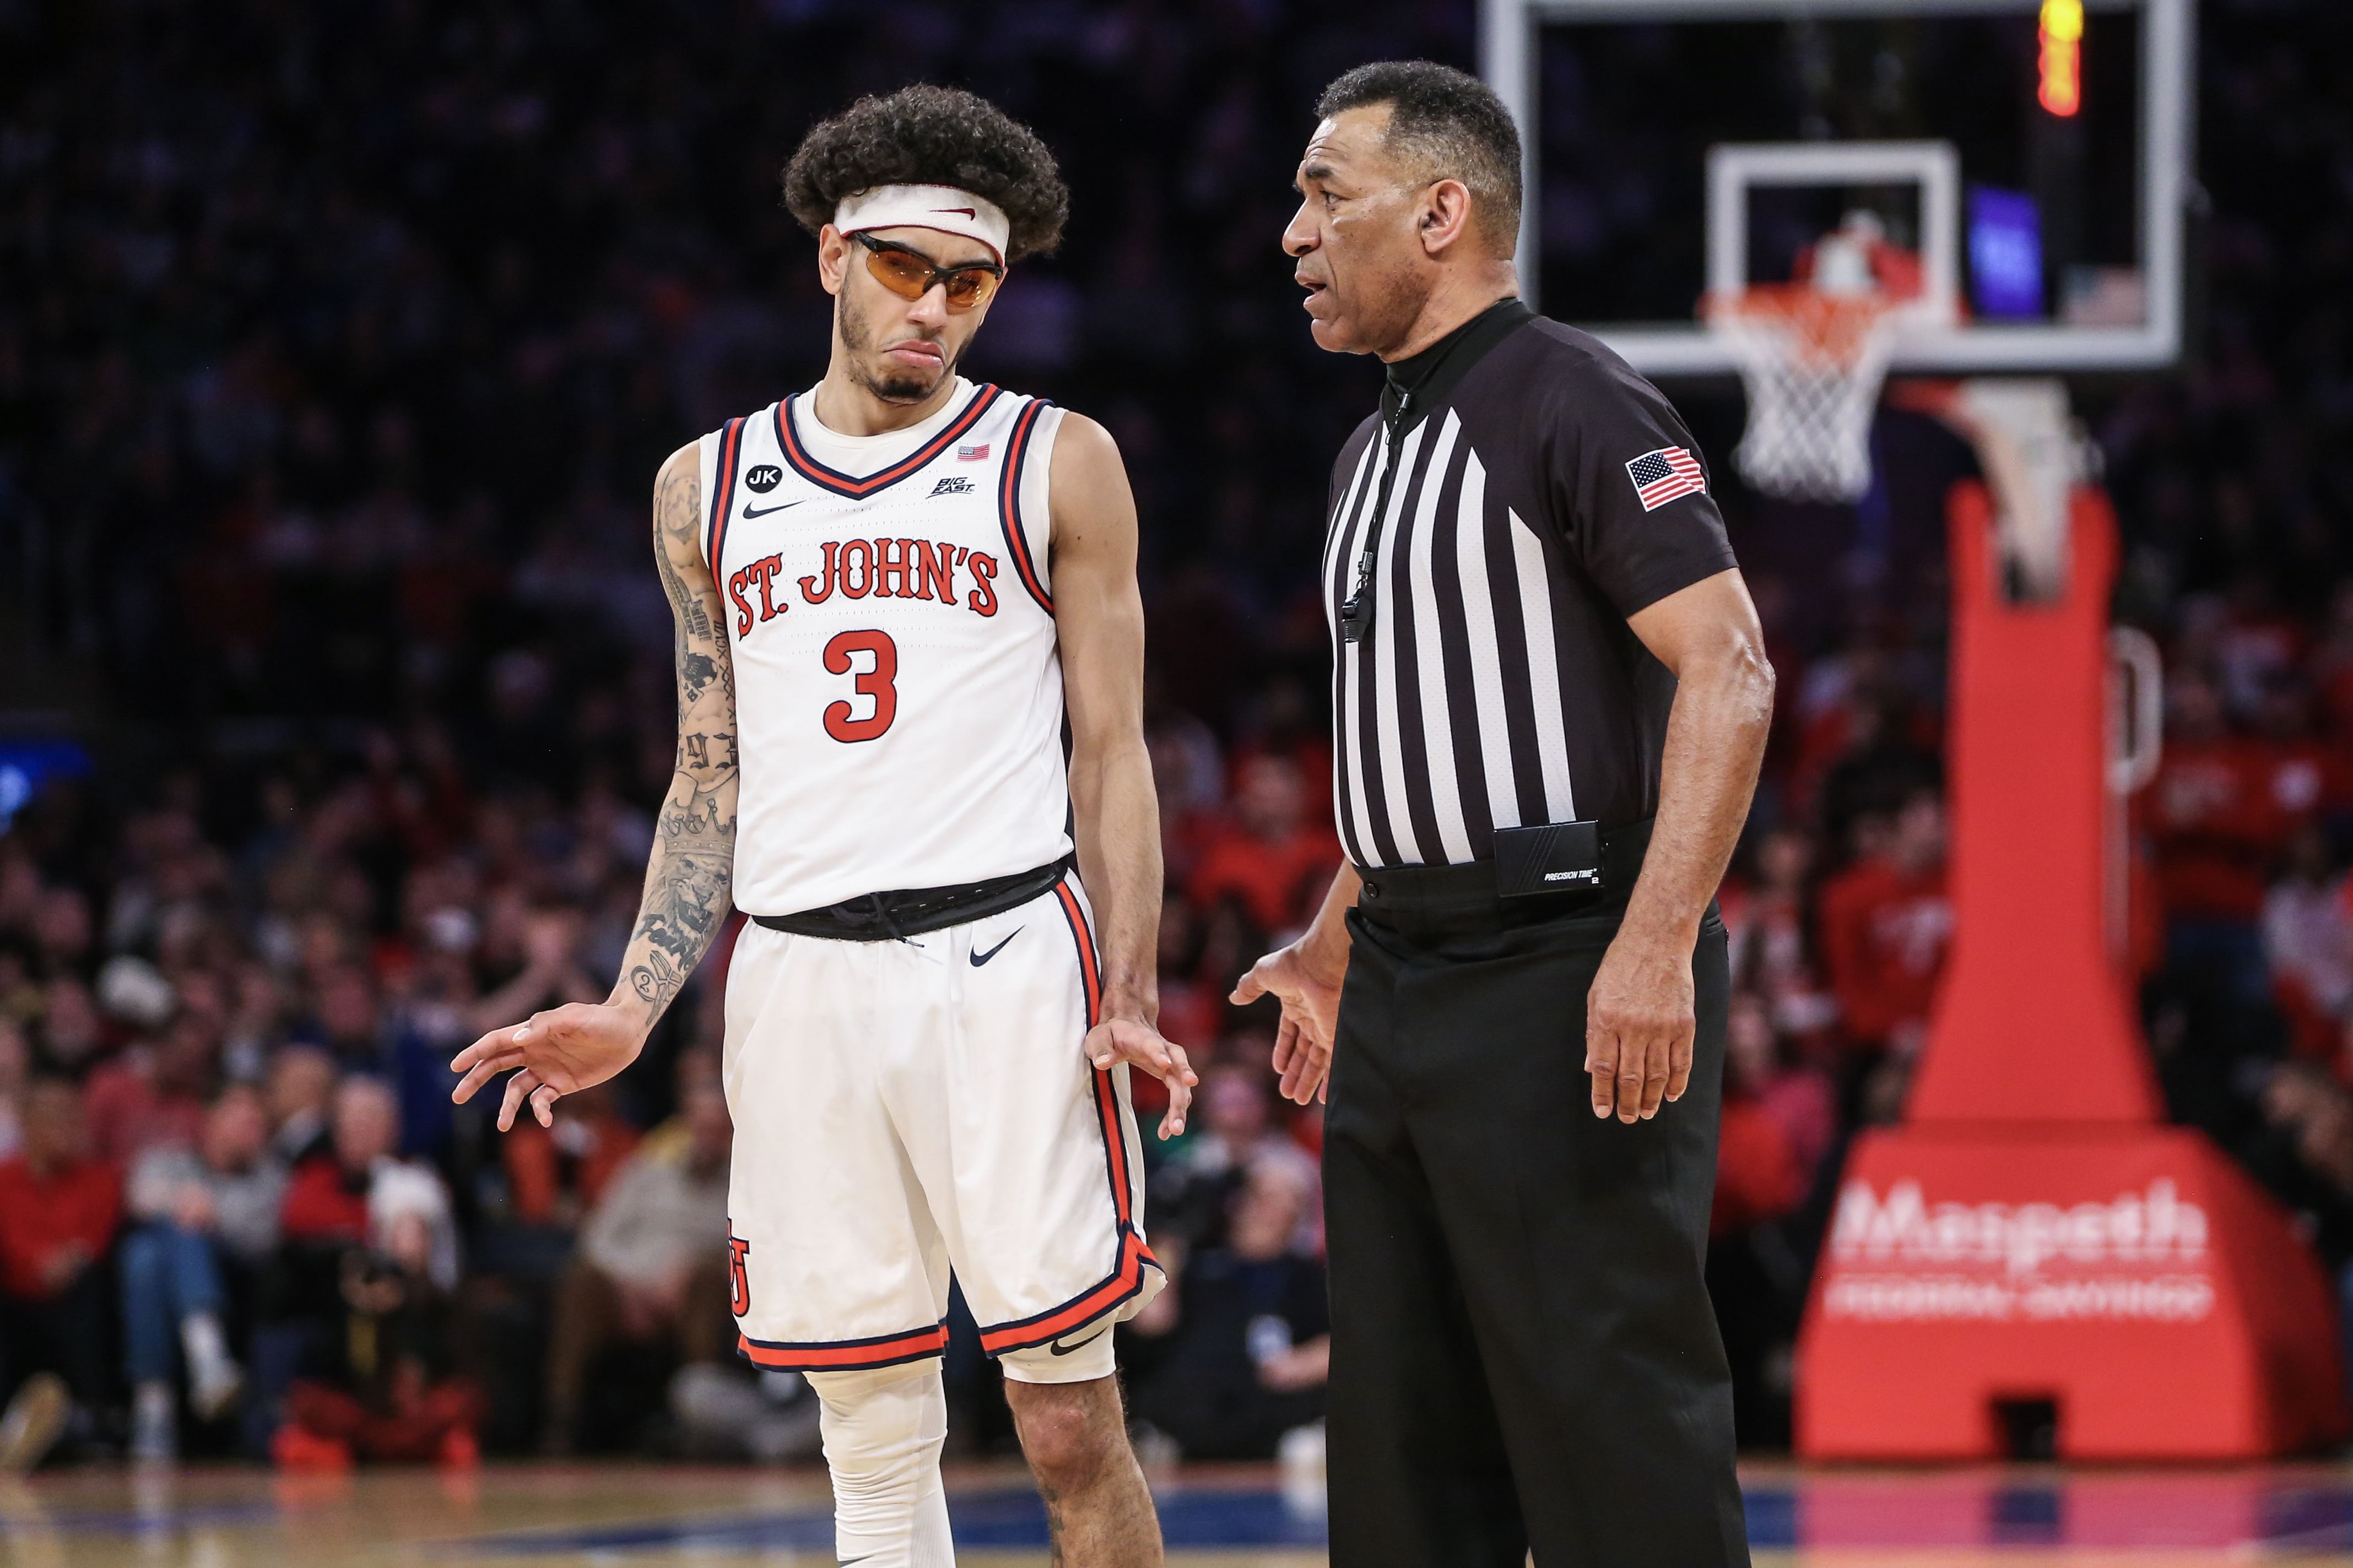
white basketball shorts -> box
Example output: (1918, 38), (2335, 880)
(721, 870), (1161, 1374)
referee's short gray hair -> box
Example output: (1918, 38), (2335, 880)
(1316, 60), (1523, 256)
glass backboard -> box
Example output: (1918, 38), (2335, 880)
(1480, 0), (2193, 376)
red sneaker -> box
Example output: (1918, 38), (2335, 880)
(271, 1424), (353, 1472)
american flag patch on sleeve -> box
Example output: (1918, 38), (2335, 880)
(1625, 446), (1707, 512)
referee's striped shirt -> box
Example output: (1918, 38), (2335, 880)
(1322, 300), (1737, 869)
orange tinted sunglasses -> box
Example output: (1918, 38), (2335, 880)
(855, 233), (1004, 314)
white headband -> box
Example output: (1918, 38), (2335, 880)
(834, 183), (1010, 264)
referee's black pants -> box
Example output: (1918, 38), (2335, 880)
(1323, 865), (1748, 1568)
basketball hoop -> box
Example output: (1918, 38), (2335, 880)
(1705, 283), (1913, 504)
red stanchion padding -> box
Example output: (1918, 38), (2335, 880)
(1800, 1127), (2344, 1457)
(1794, 481), (2347, 1460)
(1906, 483), (2160, 1124)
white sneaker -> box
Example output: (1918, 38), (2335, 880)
(1278, 1420), (1326, 1516)
(188, 1360), (243, 1423)
(182, 1315), (244, 1420)
(131, 1381), (177, 1464)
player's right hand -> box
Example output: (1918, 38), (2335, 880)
(1084, 1015), (1198, 1140)
(1230, 942), (1344, 1107)
(450, 1001), (647, 1131)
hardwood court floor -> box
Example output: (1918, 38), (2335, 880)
(9, 1460), (2353, 1565)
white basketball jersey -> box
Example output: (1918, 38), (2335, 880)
(697, 378), (1072, 916)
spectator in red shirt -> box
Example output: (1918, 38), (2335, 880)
(276, 1076), (458, 1327)
(1723, 991), (1836, 1195)
(1818, 788), (1954, 1059)
(83, 1009), (218, 1167)
(0, 1075), (124, 1469)
(280, 1099), (381, 1248)
(1710, 1097), (1802, 1240)
(1187, 754), (1343, 937)
(281, 1076), (452, 1246)
(1706, 995), (1814, 1452)
(2146, 672), (2290, 1009)
(2147, 674), (2286, 924)
(2252, 676), (2333, 835)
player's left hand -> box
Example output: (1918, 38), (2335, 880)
(1084, 1016), (1197, 1139)
(1585, 926), (1696, 1124)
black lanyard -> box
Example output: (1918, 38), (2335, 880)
(1337, 391), (1411, 645)
(1334, 299), (1532, 646)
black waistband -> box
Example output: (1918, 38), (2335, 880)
(1354, 818), (1652, 936)
(752, 856), (1072, 943)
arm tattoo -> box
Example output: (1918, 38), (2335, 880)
(619, 455), (741, 1028)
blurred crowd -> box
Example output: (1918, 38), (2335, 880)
(3, 0), (2353, 1464)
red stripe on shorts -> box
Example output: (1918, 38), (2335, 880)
(970, 885), (1162, 1358)
(737, 1322), (949, 1372)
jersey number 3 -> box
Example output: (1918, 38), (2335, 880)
(822, 629), (898, 742)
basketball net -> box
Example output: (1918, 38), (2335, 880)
(1706, 285), (1912, 504)
(1705, 214), (1932, 504)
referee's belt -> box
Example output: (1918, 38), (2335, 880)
(750, 856), (1073, 943)
(1356, 816), (1653, 912)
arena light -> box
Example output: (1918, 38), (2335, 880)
(2040, 0), (2084, 116)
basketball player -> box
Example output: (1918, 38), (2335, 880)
(451, 85), (1189, 1567)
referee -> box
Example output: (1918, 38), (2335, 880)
(1232, 62), (1771, 1567)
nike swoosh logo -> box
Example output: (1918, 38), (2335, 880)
(1048, 1327), (1108, 1357)
(742, 500), (804, 518)
(933, 207), (977, 218)
(970, 927), (1022, 967)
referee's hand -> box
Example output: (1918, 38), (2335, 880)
(1585, 930), (1696, 1123)
(1231, 941), (1344, 1106)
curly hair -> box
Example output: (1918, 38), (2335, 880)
(782, 85), (1068, 262)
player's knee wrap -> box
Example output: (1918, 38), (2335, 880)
(804, 1361), (945, 1482)
(999, 1320), (1117, 1385)
(803, 1364), (951, 1568)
